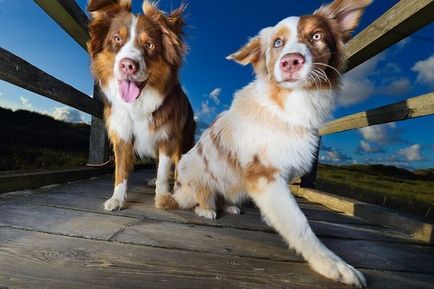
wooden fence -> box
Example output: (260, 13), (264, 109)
(0, 0), (433, 193)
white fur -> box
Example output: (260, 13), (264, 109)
(156, 154), (172, 195)
(251, 179), (366, 287)
(104, 180), (127, 211)
(173, 15), (365, 288)
(195, 207), (216, 220)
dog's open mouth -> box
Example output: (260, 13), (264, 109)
(118, 80), (146, 103)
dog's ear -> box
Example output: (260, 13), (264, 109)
(87, 0), (132, 57)
(226, 36), (262, 66)
(314, 0), (372, 42)
(165, 4), (187, 35)
(87, 0), (131, 15)
(226, 27), (271, 75)
(143, 2), (187, 66)
(142, 1), (163, 22)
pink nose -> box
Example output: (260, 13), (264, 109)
(280, 53), (305, 74)
(120, 58), (138, 76)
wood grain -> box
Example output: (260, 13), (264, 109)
(33, 0), (89, 51)
(345, 0), (434, 71)
(0, 167), (109, 194)
(320, 92), (434, 135)
(0, 48), (102, 118)
(1, 227), (434, 289)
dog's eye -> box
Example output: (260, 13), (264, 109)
(274, 38), (283, 48)
(146, 42), (155, 49)
(114, 35), (122, 43)
(312, 33), (322, 41)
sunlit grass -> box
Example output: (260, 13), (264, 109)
(317, 164), (434, 220)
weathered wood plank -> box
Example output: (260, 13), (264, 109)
(0, 204), (133, 240)
(294, 187), (434, 244)
(33, 0), (89, 51)
(320, 92), (434, 135)
(0, 47), (103, 118)
(345, 0), (434, 71)
(0, 177), (418, 244)
(88, 84), (110, 164)
(0, 167), (109, 194)
(0, 227), (347, 289)
(33, 182), (371, 226)
(1, 227), (434, 289)
(113, 220), (434, 273)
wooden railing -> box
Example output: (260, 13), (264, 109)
(301, 0), (434, 188)
(0, 0), (433, 193)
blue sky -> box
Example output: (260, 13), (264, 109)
(0, 0), (433, 169)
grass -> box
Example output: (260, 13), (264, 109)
(0, 145), (88, 171)
(0, 107), (90, 171)
(317, 164), (434, 221)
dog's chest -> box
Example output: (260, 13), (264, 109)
(104, 85), (166, 158)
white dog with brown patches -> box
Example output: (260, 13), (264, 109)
(159, 0), (372, 287)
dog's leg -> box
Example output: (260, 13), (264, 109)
(194, 184), (217, 220)
(155, 152), (173, 207)
(250, 178), (366, 288)
(104, 137), (134, 211)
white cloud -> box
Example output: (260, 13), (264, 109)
(357, 140), (384, 154)
(412, 54), (434, 88)
(0, 92), (3, 96)
(398, 144), (423, 161)
(320, 146), (352, 164)
(359, 123), (398, 144)
(209, 88), (221, 104)
(379, 77), (411, 96)
(199, 100), (212, 116)
(337, 54), (384, 107)
(52, 106), (84, 123)
(396, 38), (410, 49)
(20, 96), (32, 109)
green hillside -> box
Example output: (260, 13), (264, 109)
(317, 164), (434, 221)
(0, 107), (90, 171)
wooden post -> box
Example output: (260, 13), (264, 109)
(88, 84), (109, 165)
(301, 137), (321, 189)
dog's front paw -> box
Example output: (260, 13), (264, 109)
(104, 197), (126, 211)
(194, 207), (217, 220)
(224, 205), (241, 215)
(310, 255), (366, 288)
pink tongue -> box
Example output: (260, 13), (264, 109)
(119, 80), (140, 103)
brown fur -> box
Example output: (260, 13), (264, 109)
(244, 155), (278, 193)
(298, 15), (344, 89)
(155, 193), (179, 209)
(87, 0), (195, 208)
(209, 129), (241, 171)
(108, 131), (135, 186)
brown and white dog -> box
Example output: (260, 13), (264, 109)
(87, 0), (195, 210)
(160, 0), (371, 287)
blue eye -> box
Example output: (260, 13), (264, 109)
(274, 38), (283, 48)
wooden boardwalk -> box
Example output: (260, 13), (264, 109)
(0, 169), (433, 289)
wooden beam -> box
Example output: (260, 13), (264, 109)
(0, 167), (109, 194)
(33, 0), (89, 51)
(345, 0), (434, 71)
(88, 84), (110, 165)
(0, 48), (103, 118)
(293, 187), (434, 244)
(320, 92), (434, 135)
